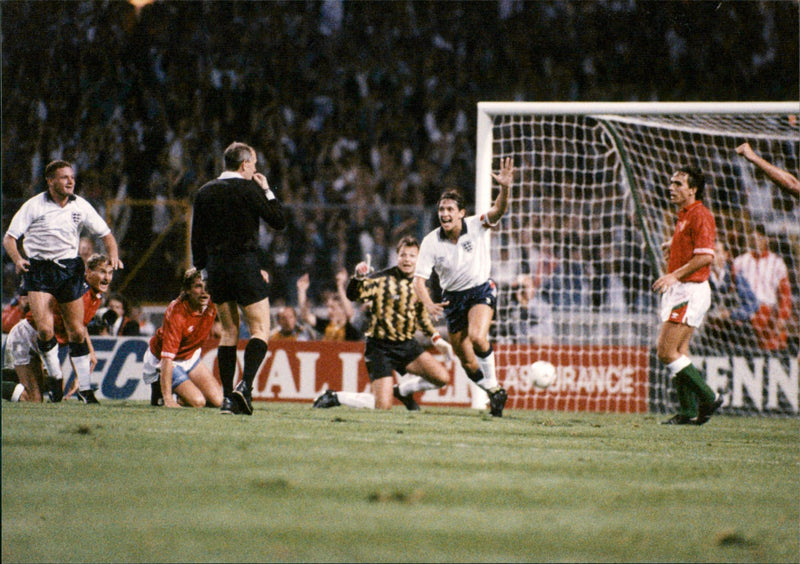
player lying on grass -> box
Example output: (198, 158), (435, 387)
(313, 236), (452, 410)
(3, 253), (113, 402)
(142, 268), (223, 409)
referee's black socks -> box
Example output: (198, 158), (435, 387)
(242, 338), (268, 390)
(217, 345), (237, 398)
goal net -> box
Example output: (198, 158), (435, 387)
(476, 102), (799, 417)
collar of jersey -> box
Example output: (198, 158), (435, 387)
(44, 190), (77, 203)
(438, 218), (468, 240)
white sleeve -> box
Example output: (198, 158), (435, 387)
(78, 197), (111, 237)
(5, 199), (34, 240)
(414, 235), (435, 280)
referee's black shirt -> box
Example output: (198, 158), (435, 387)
(191, 176), (286, 269)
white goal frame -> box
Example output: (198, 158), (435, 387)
(475, 101), (799, 210)
(473, 101), (799, 413)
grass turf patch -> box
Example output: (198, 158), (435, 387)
(2, 401), (797, 562)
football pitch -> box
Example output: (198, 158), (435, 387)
(2, 401), (797, 563)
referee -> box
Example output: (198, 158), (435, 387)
(3, 160), (122, 403)
(191, 142), (286, 415)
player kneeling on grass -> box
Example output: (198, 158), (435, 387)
(4, 253), (113, 403)
(142, 268), (222, 409)
(313, 236), (452, 410)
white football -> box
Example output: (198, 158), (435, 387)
(529, 360), (557, 389)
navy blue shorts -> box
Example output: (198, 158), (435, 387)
(24, 257), (85, 303)
(364, 338), (425, 381)
(206, 252), (269, 307)
(442, 280), (497, 334)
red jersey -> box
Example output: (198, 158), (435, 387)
(149, 296), (216, 361)
(667, 200), (715, 283)
(25, 285), (104, 345)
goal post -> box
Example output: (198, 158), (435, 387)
(476, 101), (799, 416)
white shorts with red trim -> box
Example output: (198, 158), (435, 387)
(659, 280), (711, 327)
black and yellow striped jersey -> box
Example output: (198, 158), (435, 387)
(345, 266), (437, 342)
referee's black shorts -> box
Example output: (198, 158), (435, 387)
(25, 257), (85, 303)
(205, 252), (269, 307)
(364, 337), (425, 382)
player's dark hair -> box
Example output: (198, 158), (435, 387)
(45, 160), (72, 178)
(437, 189), (466, 210)
(86, 253), (110, 271)
(396, 236), (419, 253)
(223, 142), (255, 171)
(678, 165), (706, 200)
(181, 267), (204, 293)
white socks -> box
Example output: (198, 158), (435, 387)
(666, 355), (692, 377)
(398, 375), (440, 397)
(475, 351), (498, 391)
(71, 354), (92, 391)
(40, 344), (63, 381)
(335, 392), (376, 410)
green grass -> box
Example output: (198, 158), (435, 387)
(2, 401), (798, 563)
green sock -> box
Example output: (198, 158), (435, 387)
(677, 363), (716, 404)
(673, 373), (698, 417)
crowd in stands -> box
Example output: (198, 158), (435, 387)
(2, 0), (797, 314)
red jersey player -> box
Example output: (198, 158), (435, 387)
(142, 268), (221, 408)
(5, 254), (112, 402)
(652, 166), (723, 426)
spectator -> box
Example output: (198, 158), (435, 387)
(510, 274), (554, 345)
(102, 292), (141, 336)
(270, 305), (316, 341)
(297, 271), (361, 341)
(701, 239), (760, 353)
(733, 224), (793, 351)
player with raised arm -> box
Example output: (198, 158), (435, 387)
(3, 161), (122, 403)
(413, 156), (514, 417)
(736, 142), (799, 198)
(313, 237), (453, 410)
(142, 268), (222, 409)
(653, 166), (723, 425)
(5, 254), (113, 402)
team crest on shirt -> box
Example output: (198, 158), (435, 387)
(72, 212), (82, 225)
(187, 325), (195, 333)
(462, 241), (473, 252)
(676, 220), (687, 233)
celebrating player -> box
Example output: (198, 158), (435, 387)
(191, 142), (286, 415)
(313, 236), (452, 410)
(412, 156), (514, 417)
(4, 253), (113, 402)
(142, 268), (222, 409)
(3, 160), (122, 402)
(736, 142), (799, 198)
(652, 166), (723, 425)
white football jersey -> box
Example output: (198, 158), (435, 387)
(6, 191), (111, 261)
(416, 214), (495, 292)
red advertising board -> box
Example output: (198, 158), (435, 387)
(200, 340), (650, 412)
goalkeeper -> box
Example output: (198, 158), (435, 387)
(313, 236), (452, 411)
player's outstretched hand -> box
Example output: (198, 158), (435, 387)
(491, 156), (515, 187)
